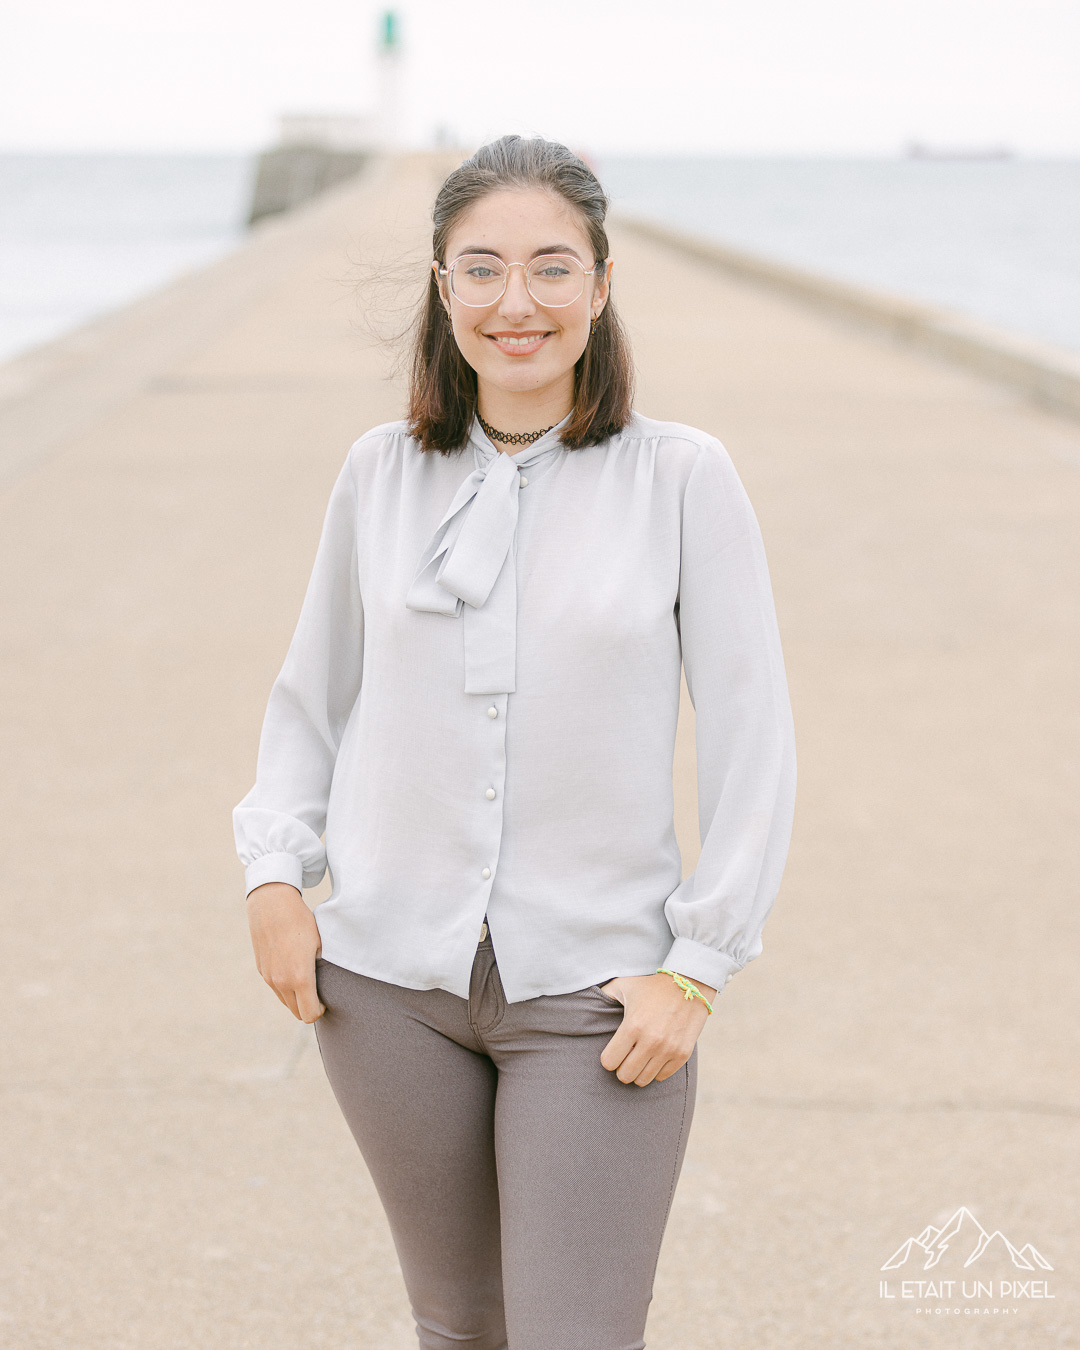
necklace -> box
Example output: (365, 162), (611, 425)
(477, 412), (556, 446)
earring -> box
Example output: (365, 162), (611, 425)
(590, 314), (599, 336)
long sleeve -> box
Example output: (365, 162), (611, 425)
(661, 438), (797, 998)
(232, 448), (364, 897)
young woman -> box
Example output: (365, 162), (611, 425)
(234, 135), (796, 1350)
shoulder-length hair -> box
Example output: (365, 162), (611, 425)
(407, 135), (635, 455)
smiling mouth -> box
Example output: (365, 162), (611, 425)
(485, 331), (553, 355)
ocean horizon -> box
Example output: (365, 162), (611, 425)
(1, 150), (1078, 367)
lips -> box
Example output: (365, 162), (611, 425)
(485, 331), (553, 356)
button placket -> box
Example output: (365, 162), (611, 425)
(477, 691), (508, 898)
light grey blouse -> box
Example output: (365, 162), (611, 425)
(232, 409), (796, 1004)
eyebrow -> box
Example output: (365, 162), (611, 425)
(452, 244), (586, 262)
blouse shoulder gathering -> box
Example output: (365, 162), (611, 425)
(344, 418), (415, 465)
(621, 410), (718, 448)
(620, 413), (749, 496)
(344, 411), (734, 480)
(619, 412), (765, 543)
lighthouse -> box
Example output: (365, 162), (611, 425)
(246, 8), (406, 223)
(376, 10), (404, 151)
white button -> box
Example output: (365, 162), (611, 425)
(519, 476), (528, 487)
(487, 706), (498, 718)
(485, 787), (496, 799)
(481, 867), (491, 879)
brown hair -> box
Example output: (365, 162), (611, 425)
(406, 135), (635, 455)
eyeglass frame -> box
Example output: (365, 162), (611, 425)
(433, 253), (611, 309)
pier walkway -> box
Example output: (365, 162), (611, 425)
(2, 154), (1078, 1348)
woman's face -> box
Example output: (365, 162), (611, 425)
(437, 187), (612, 408)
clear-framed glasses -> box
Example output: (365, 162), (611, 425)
(435, 253), (601, 308)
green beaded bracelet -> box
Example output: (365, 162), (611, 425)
(656, 967), (714, 1014)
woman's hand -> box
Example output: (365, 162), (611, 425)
(596, 973), (716, 1086)
(246, 882), (325, 1023)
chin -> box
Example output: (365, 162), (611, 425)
(493, 367), (557, 392)
(477, 360), (558, 392)
(475, 346), (587, 392)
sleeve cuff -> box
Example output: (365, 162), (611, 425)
(659, 937), (742, 998)
(243, 852), (305, 898)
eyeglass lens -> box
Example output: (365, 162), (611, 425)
(449, 255), (588, 307)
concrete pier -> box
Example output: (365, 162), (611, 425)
(2, 154), (1078, 1348)
(247, 143), (368, 225)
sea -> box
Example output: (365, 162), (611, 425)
(598, 155), (1080, 354)
(0, 153), (255, 364)
(1, 152), (1078, 366)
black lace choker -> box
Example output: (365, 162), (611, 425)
(477, 412), (556, 446)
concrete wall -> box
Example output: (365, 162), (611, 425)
(248, 144), (368, 225)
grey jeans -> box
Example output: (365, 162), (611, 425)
(313, 930), (697, 1350)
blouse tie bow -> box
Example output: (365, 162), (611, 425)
(405, 420), (566, 694)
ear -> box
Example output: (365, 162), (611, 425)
(432, 260), (452, 315)
(591, 258), (613, 320)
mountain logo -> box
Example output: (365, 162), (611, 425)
(882, 1207), (1053, 1272)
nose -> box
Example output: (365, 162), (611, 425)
(498, 262), (535, 322)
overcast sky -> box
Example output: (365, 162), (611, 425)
(1, 0), (1077, 156)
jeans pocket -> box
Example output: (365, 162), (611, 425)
(589, 982), (624, 1007)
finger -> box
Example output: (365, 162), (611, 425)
(628, 1037), (688, 1086)
(599, 1023), (634, 1073)
(651, 1052), (688, 1084)
(615, 1041), (659, 1085)
(269, 979), (302, 1021)
(295, 972), (325, 1023)
(632, 1051), (671, 1087)
(266, 981), (292, 1012)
